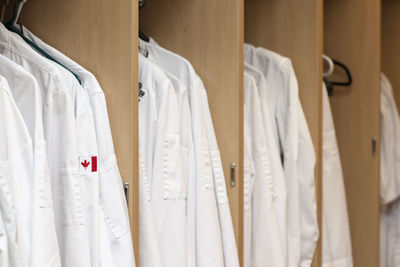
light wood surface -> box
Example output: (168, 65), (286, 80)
(324, 1), (381, 266)
(382, 0), (400, 106)
(18, 0), (140, 262)
(244, 1), (324, 266)
(140, 0), (244, 264)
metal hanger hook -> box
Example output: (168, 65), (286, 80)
(323, 54), (334, 78)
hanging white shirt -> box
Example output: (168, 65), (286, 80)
(21, 26), (136, 267)
(139, 54), (188, 267)
(380, 73), (400, 267)
(139, 39), (227, 267)
(244, 43), (318, 267)
(0, 23), (91, 267)
(244, 62), (288, 263)
(243, 72), (285, 267)
(0, 54), (61, 267)
(322, 83), (353, 267)
(0, 75), (29, 267)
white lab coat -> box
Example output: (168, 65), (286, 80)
(201, 85), (240, 267)
(380, 73), (400, 267)
(0, 75), (28, 267)
(244, 43), (318, 267)
(21, 27), (136, 267)
(244, 62), (288, 263)
(243, 73), (285, 267)
(322, 83), (353, 267)
(48, 53), (100, 267)
(0, 23), (91, 267)
(139, 54), (187, 267)
(0, 54), (61, 267)
(139, 38), (227, 267)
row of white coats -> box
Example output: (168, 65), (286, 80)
(0, 23), (134, 267)
(138, 38), (239, 267)
(380, 73), (400, 267)
(243, 44), (318, 267)
(243, 44), (353, 267)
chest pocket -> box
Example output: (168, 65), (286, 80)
(163, 135), (187, 200)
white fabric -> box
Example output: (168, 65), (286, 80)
(0, 205), (8, 267)
(200, 66), (240, 267)
(0, 54), (61, 267)
(47, 55), (100, 267)
(244, 43), (318, 267)
(138, 146), (162, 267)
(0, 23), (91, 267)
(321, 83), (353, 267)
(244, 62), (288, 261)
(139, 54), (187, 267)
(243, 73), (285, 267)
(21, 27), (136, 267)
(0, 76), (25, 267)
(139, 39), (229, 267)
(380, 73), (400, 267)
(145, 37), (239, 266)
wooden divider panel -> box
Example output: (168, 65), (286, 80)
(382, 0), (400, 105)
(18, 0), (139, 262)
(324, 1), (381, 267)
(244, 0), (323, 266)
(140, 0), (244, 264)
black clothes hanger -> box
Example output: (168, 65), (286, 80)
(139, 29), (149, 42)
(139, 0), (149, 42)
(5, 0), (82, 85)
(324, 59), (352, 97)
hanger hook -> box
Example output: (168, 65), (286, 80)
(323, 55), (334, 78)
(8, 0), (26, 24)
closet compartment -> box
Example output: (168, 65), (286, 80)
(324, 1), (381, 267)
(18, 0), (140, 261)
(244, 0), (323, 266)
(140, 0), (244, 263)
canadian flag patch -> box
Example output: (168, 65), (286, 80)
(79, 156), (98, 173)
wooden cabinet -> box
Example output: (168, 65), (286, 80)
(14, 1), (388, 266)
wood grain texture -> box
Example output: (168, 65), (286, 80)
(324, 1), (381, 266)
(140, 0), (244, 264)
(244, 1), (323, 266)
(17, 0), (140, 262)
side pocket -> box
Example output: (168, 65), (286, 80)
(163, 135), (187, 200)
(60, 168), (85, 227)
(99, 156), (130, 239)
(35, 139), (52, 208)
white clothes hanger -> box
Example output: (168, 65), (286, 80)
(323, 54), (334, 77)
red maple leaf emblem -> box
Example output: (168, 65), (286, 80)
(81, 160), (90, 169)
